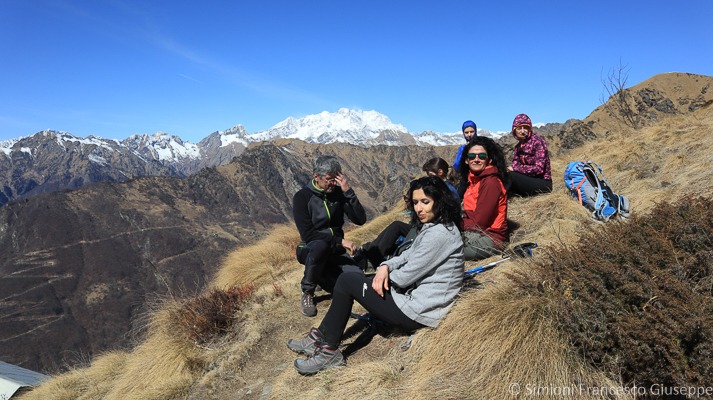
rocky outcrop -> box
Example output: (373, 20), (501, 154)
(196, 129), (247, 169)
(586, 72), (713, 134)
(538, 73), (713, 155)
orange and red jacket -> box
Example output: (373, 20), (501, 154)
(462, 165), (508, 246)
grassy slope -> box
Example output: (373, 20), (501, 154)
(20, 98), (713, 399)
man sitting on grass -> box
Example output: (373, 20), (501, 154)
(292, 155), (367, 317)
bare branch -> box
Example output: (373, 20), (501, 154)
(600, 60), (639, 129)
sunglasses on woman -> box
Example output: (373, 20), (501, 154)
(467, 152), (488, 160)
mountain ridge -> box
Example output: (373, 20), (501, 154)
(0, 109), (489, 207)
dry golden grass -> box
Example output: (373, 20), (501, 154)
(21, 97), (713, 399)
(211, 225), (302, 289)
(405, 265), (628, 399)
(20, 305), (206, 400)
(18, 351), (130, 400)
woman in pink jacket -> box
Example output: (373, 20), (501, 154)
(507, 114), (553, 197)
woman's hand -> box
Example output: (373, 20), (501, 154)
(372, 265), (390, 297)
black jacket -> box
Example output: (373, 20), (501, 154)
(292, 180), (367, 249)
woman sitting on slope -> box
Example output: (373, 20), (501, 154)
(457, 136), (509, 261)
(423, 157), (460, 200)
(507, 113), (553, 196)
(288, 176), (464, 375)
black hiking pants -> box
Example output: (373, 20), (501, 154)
(296, 240), (361, 294)
(508, 172), (552, 197)
(362, 221), (411, 266)
(318, 271), (424, 348)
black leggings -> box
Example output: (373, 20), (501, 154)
(318, 271), (424, 347)
(508, 172), (552, 197)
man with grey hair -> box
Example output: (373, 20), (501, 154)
(292, 155), (367, 317)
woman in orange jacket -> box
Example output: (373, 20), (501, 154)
(457, 136), (509, 260)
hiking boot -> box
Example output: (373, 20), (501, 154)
(294, 345), (345, 375)
(352, 247), (369, 271)
(301, 292), (317, 317)
(287, 327), (324, 356)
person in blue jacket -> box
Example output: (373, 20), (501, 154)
(452, 120), (478, 171)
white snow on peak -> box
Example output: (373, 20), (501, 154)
(1, 137), (23, 156)
(251, 108), (409, 144)
(51, 131), (118, 152)
(220, 135), (248, 147)
(123, 132), (201, 161)
(412, 131), (463, 146)
(88, 153), (108, 165)
(166, 138), (200, 160)
(217, 125), (249, 147)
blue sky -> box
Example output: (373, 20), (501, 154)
(1, 0), (711, 142)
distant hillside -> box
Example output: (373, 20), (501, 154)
(0, 141), (455, 372)
(14, 72), (713, 400)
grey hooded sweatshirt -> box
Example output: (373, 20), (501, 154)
(383, 222), (464, 327)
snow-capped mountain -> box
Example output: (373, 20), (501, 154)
(197, 125), (250, 168)
(0, 130), (188, 206)
(413, 130), (464, 146)
(250, 108), (411, 144)
(246, 108), (507, 146)
(214, 124), (251, 147)
(122, 132), (200, 162)
(0, 108), (479, 207)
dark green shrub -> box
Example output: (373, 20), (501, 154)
(530, 198), (713, 391)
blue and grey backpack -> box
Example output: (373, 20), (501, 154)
(563, 161), (631, 222)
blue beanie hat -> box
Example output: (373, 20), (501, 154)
(462, 120), (477, 132)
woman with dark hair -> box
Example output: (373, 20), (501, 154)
(288, 176), (464, 375)
(422, 157), (460, 200)
(457, 136), (509, 261)
(507, 113), (553, 196)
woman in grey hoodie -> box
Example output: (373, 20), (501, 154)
(288, 176), (465, 375)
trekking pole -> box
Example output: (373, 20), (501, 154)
(464, 258), (511, 277)
(350, 313), (383, 325)
(464, 242), (538, 278)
